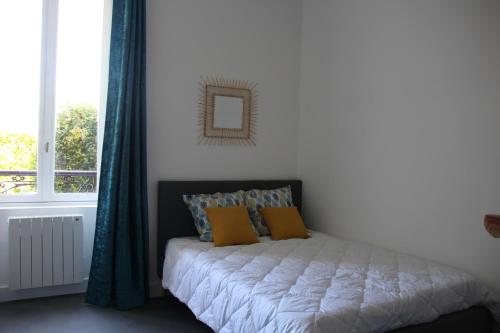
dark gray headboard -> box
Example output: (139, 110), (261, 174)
(157, 180), (302, 278)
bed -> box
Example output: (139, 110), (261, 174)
(157, 180), (499, 333)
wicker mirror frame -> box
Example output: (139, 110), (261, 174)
(199, 77), (257, 145)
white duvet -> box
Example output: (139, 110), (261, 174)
(162, 231), (500, 333)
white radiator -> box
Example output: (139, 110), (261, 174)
(8, 216), (84, 290)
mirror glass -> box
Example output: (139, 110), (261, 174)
(213, 95), (243, 129)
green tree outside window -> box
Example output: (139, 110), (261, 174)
(0, 104), (97, 194)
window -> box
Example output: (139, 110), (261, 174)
(0, 0), (110, 202)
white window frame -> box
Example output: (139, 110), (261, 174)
(0, 0), (111, 204)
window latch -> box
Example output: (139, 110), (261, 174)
(45, 142), (49, 153)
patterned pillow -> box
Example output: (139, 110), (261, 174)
(245, 185), (293, 236)
(183, 190), (246, 241)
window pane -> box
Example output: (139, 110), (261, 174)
(0, 1), (42, 195)
(54, 0), (104, 193)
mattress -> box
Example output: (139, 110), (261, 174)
(162, 231), (500, 333)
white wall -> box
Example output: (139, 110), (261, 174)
(147, 0), (302, 295)
(4, 0), (498, 303)
(0, 204), (96, 302)
(299, 0), (500, 292)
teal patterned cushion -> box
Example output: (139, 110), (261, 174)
(183, 190), (246, 241)
(245, 186), (293, 236)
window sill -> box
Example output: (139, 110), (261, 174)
(0, 200), (97, 209)
(0, 193), (98, 205)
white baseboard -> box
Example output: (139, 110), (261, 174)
(149, 279), (166, 298)
(1, 278), (166, 303)
(0, 280), (88, 303)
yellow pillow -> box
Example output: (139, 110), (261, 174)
(259, 207), (309, 240)
(204, 206), (259, 247)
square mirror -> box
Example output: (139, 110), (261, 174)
(199, 77), (257, 145)
(213, 96), (243, 129)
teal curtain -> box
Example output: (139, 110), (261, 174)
(86, 0), (149, 310)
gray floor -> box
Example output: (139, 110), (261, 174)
(1, 294), (498, 333)
(0, 294), (213, 333)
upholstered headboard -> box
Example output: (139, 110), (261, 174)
(157, 180), (302, 278)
